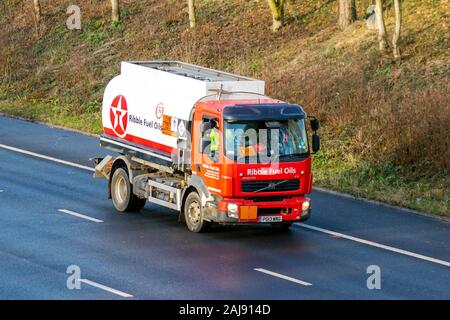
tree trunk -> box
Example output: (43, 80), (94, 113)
(338, 0), (357, 29)
(375, 0), (388, 51)
(33, 0), (41, 22)
(188, 0), (196, 28)
(267, 0), (285, 32)
(111, 0), (120, 22)
(392, 0), (402, 59)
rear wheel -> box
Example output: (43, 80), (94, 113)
(184, 192), (210, 233)
(110, 167), (146, 212)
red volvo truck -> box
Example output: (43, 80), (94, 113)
(94, 61), (320, 232)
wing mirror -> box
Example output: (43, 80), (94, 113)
(309, 116), (320, 153)
(310, 117), (319, 131)
(312, 132), (320, 153)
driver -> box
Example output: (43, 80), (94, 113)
(210, 119), (220, 161)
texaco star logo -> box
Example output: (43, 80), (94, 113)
(110, 95), (128, 138)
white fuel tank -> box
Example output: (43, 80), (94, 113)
(102, 61), (265, 157)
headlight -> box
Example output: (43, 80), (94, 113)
(302, 201), (310, 211)
(227, 203), (239, 218)
(227, 203), (238, 213)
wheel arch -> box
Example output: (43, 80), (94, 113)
(179, 175), (211, 222)
(186, 175), (211, 207)
(108, 156), (133, 199)
(179, 186), (198, 222)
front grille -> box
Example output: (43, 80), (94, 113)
(241, 179), (300, 193)
(246, 196), (289, 202)
(258, 208), (283, 215)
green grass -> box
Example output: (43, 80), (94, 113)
(313, 149), (449, 217)
(0, 98), (102, 134)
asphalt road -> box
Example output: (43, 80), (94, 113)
(0, 116), (449, 300)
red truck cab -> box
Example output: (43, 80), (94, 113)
(190, 98), (319, 229)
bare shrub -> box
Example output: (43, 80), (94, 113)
(272, 52), (450, 174)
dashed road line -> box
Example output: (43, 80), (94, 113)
(79, 278), (133, 298)
(254, 268), (312, 286)
(58, 209), (103, 223)
(295, 223), (450, 268)
(2, 143), (449, 270)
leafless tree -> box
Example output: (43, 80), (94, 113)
(33, 0), (41, 22)
(188, 0), (196, 28)
(111, 0), (120, 22)
(267, 0), (285, 32)
(392, 0), (402, 59)
(375, 0), (388, 51)
(338, 0), (357, 29)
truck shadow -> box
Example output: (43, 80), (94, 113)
(136, 204), (310, 245)
(101, 205), (315, 273)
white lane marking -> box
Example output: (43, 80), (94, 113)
(79, 278), (133, 298)
(254, 268), (312, 286)
(58, 209), (103, 223)
(295, 223), (450, 268)
(0, 189), (4, 193)
(2, 143), (448, 269)
(0, 143), (94, 172)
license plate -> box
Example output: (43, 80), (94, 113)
(259, 215), (282, 223)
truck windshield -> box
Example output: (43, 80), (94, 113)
(224, 119), (309, 163)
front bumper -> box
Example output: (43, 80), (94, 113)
(203, 196), (311, 224)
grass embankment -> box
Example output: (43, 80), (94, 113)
(0, 0), (448, 216)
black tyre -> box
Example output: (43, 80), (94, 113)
(184, 192), (210, 233)
(110, 167), (146, 212)
(271, 222), (293, 231)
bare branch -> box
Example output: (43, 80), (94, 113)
(338, 0), (357, 29)
(375, 0), (388, 51)
(33, 0), (41, 22)
(111, 0), (120, 22)
(188, 0), (196, 28)
(392, 0), (402, 59)
(267, 0), (285, 32)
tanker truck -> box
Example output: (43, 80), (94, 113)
(93, 61), (320, 232)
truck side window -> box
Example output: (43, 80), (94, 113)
(209, 118), (220, 162)
(200, 116), (219, 162)
(200, 117), (211, 154)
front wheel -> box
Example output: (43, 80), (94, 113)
(110, 167), (146, 212)
(184, 192), (210, 233)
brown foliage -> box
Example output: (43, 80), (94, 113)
(271, 55), (450, 172)
(1, 0), (448, 176)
